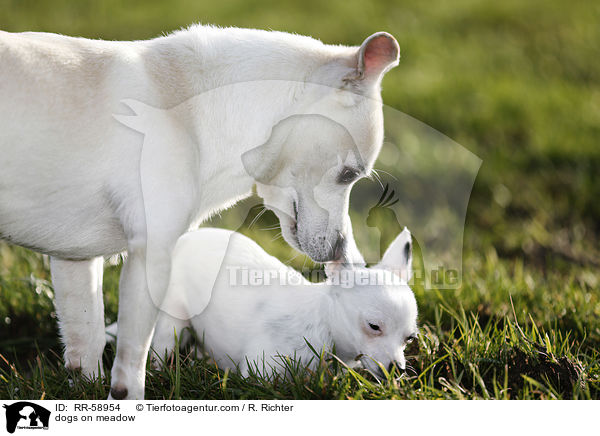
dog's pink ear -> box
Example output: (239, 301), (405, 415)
(356, 32), (399, 80)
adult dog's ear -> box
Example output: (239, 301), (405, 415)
(345, 32), (400, 85)
(241, 120), (289, 184)
(375, 227), (412, 282)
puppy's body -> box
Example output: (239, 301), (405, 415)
(119, 228), (418, 377)
(0, 26), (399, 398)
(152, 229), (333, 375)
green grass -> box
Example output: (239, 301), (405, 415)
(1, 0), (599, 399)
(1, 254), (597, 400)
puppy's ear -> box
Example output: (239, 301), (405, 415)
(345, 32), (400, 85)
(375, 227), (412, 282)
(242, 120), (289, 184)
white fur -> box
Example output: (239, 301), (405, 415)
(0, 25), (399, 398)
(106, 227), (418, 378)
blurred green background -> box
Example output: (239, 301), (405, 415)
(0, 0), (598, 399)
(1, 0), (597, 264)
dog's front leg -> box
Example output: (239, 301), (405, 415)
(108, 239), (163, 400)
(108, 220), (187, 400)
(50, 257), (106, 378)
(106, 126), (198, 399)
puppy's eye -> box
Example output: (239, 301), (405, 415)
(368, 323), (381, 332)
(337, 167), (359, 184)
(406, 334), (417, 344)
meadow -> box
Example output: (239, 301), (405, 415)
(0, 0), (598, 399)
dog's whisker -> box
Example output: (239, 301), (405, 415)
(284, 252), (302, 265)
(373, 168), (398, 181)
(260, 224), (281, 231)
(270, 231), (283, 242)
(248, 207), (268, 229)
(301, 254), (310, 272)
(371, 169), (384, 189)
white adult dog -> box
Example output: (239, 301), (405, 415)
(0, 25), (399, 399)
(107, 227), (418, 378)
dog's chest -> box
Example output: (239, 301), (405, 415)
(188, 149), (254, 224)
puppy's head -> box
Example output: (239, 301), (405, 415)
(242, 32), (399, 262)
(327, 228), (418, 377)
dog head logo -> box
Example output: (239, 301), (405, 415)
(3, 402), (50, 433)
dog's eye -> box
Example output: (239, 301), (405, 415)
(406, 334), (417, 344)
(337, 167), (359, 184)
(368, 323), (381, 332)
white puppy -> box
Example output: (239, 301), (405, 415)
(107, 227), (418, 378)
(0, 25), (399, 399)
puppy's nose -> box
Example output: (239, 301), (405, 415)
(388, 361), (405, 374)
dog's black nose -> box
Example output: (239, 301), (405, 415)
(388, 361), (405, 374)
